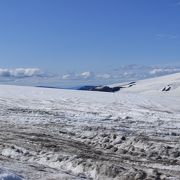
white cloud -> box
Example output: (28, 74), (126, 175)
(0, 69), (11, 77)
(149, 68), (180, 75)
(79, 71), (94, 79)
(156, 34), (178, 39)
(62, 71), (94, 80)
(0, 68), (41, 78)
(123, 72), (134, 76)
(62, 74), (72, 80)
(96, 74), (111, 79)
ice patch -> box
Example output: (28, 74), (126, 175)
(0, 168), (22, 180)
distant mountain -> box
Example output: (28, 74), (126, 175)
(78, 85), (99, 91)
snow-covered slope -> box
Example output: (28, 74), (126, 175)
(119, 72), (180, 111)
(120, 72), (180, 94)
(0, 73), (180, 179)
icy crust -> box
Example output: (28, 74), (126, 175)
(0, 73), (180, 179)
(0, 167), (22, 180)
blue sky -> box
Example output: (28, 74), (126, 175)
(0, 0), (180, 86)
(0, 0), (180, 87)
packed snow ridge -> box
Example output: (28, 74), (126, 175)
(0, 72), (180, 179)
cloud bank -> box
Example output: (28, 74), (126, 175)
(0, 65), (180, 88)
(61, 65), (180, 83)
(0, 68), (41, 78)
(62, 71), (94, 80)
(149, 68), (180, 75)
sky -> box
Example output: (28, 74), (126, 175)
(0, 0), (180, 86)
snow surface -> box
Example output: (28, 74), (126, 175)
(0, 73), (180, 179)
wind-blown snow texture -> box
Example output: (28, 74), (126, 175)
(0, 73), (180, 179)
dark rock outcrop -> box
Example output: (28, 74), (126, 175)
(79, 82), (136, 93)
(162, 85), (171, 92)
